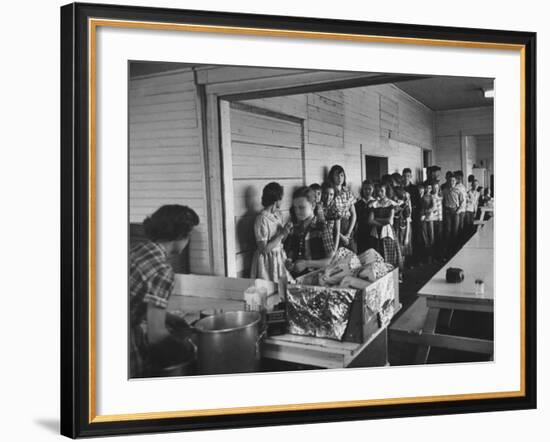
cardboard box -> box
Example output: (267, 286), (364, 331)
(292, 268), (399, 344)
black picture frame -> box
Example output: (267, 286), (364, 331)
(60, 2), (537, 438)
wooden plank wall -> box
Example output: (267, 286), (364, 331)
(343, 84), (433, 186)
(230, 106), (304, 277)
(435, 106), (494, 176)
(129, 69), (211, 274)
(306, 90), (346, 185)
(240, 84), (434, 197)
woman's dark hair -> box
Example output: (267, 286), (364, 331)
(327, 165), (347, 187)
(261, 182), (284, 208)
(292, 186), (316, 205)
(143, 205), (199, 242)
(402, 168), (412, 176)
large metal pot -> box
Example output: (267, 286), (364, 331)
(192, 311), (263, 375)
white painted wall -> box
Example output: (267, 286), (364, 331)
(128, 69), (211, 274)
(435, 106), (494, 176)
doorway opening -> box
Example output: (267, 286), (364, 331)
(364, 155), (389, 182)
(423, 149), (432, 168)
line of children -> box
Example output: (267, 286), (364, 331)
(249, 165), (492, 283)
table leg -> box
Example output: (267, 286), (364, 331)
(346, 328), (389, 368)
(415, 307), (440, 364)
(447, 309), (454, 329)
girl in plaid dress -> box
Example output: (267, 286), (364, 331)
(327, 165), (357, 252)
(368, 184), (403, 271)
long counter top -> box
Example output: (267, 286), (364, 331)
(418, 218), (494, 307)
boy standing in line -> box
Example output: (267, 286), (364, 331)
(465, 179), (480, 238)
(442, 174), (464, 257)
(453, 170), (468, 243)
(402, 168), (420, 266)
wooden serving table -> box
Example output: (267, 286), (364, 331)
(263, 324), (390, 369)
(169, 273), (397, 370)
(412, 225), (494, 362)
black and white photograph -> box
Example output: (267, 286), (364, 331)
(1, 0), (543, 439)
(128, 61), (495, 379)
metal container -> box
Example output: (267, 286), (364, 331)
(192, 311), (263, 375)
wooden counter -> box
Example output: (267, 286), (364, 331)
(170, 273), (397, 369)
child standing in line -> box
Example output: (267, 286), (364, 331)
(321, 182), (342, 251)
(453, 170), (468, 243)
(393, 187), (413, 265)
(442, 174), (464, 257)
(431, 181), (444, 261)
(250, 182), (292, 283)
(465, 179), (480, 237)
(355, 180), (377, 254)
(369, 184), (403, 273)
(419, 184), (435, 264)
(309, 183), (325, 222)
(479, 187), (494, 220)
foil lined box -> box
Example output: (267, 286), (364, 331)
(288, 269), (399, 343)
(286, 285), (356, 341)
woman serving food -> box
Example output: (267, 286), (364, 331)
(129, 204), (199, 378)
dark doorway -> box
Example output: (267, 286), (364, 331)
(423, 149), (432, 168)
(365, 155), (389, 182)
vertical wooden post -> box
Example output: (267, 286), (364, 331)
(219, 100), (237, 277)
(205, 93), (227, 276)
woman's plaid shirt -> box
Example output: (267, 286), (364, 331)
(129, 240), (175, 327)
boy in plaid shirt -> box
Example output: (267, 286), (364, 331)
(442, 174), (465, 256)
(284, 186), (335, 277)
